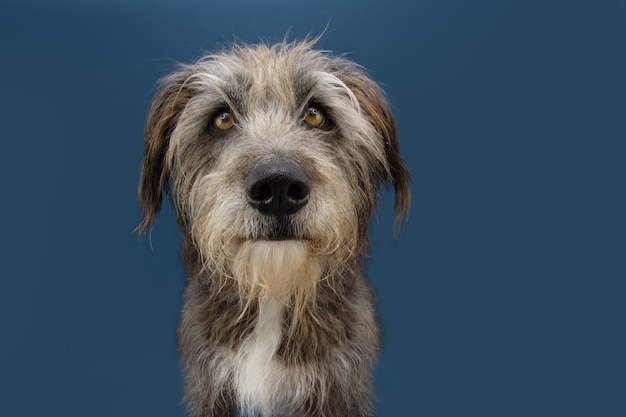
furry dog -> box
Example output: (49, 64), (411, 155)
(137, 39), (411, 417)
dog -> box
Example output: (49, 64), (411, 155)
(137, 39), (411, 417)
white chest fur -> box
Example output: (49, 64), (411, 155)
(235, 297), (286, 417)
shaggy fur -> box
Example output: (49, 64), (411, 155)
(138, 39), (411, 417)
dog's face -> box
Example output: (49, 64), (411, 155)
(138, 41), (410, 290)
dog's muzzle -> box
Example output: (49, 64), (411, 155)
(245, 159), (310, 219)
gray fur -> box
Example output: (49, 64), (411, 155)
(138, 39), (411, 417)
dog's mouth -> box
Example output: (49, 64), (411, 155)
(239, 220), (309, 242)
(239, 235), (308, 243)
(266, 228), (299, 241)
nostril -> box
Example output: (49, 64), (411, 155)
(250, 182), (273, 204)
(287, 181), (309, 203)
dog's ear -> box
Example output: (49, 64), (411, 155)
(137, 68), (193, 235)
(342, 71), (412, 232)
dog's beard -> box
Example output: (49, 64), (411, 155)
(232, 240), (320, 326)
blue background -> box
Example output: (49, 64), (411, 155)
(1, 0), (625, 416)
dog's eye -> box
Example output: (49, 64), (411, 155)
(213, 110), (235, 131)
(303, 106), (325, 127)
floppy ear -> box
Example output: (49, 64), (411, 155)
(342, 70), (412, 231)
(136, 69), (194, 235)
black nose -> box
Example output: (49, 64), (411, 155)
(245, 160), (310, 216)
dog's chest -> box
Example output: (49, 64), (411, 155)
(234, 298), (286, 416)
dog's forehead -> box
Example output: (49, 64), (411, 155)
(196, 46), (347, 111)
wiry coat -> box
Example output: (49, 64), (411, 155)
(138, 40), (411, 417)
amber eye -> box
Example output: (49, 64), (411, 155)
(213, 110), (235, 131)
(303, 106), (325, 127)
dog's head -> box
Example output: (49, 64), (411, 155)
(137, 40), (411, 286)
